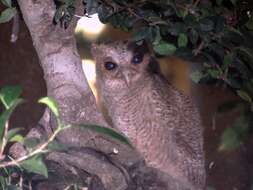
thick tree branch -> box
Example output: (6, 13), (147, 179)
(15, 0), (109, 145)
(11, 0), (141, 189)
(10, 1), (188, 190)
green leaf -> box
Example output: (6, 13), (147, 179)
(1, 0), (12, 7)
(199, 18), (214, 32)
(219, 115), (249, 151)
(189, 29), (198, 45)
(190, 71), (204, 83)
(53, 2), (75, 29)
(222, 54), (233, 71)
(97, 4), (112, 23)
(7, 128), (24, 142)
(245, 18), (253, 30)
(236, 47), (253, 69)
(207, 186), (216, 190)
(86, 0), (99, 15)
(0, 175), (7, 189)
(38, 97), (59, 117)
(232, 115), (250, 135)
(74, 124), (132, 147)
(0, 7), (16, 23)
(9, 134), (24, 143)
(54, 5), (65, 24)
(0, 86), (22, 109)
(175, 47), (193, 59)
(23, 137), (40, 149)
(176, 9), (188, 18)
(236, 90), (252, 102)
(21, 155), (48, 178)
(177, 33), (188, 47)
(153, 41), (177, 55)
(152, 27), (161, 45)
(219, 127), (241, 151)
(167, 22), (186, 36)
(133, 27), (150, 42)
(230, 0), (237, 5)
(207, 69), (220, 79)
(0, 98), (23, 145)
(47, 140), (66, 151)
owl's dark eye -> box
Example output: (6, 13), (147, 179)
(131, 53), (143, 65)
(104, 61), (118, 71)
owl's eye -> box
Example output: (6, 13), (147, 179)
(131, 53), (143, 65)
(104, 61), (118, 71)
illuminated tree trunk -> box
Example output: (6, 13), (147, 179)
(10, 0), (196, 189)
(10, 0), (132, 189)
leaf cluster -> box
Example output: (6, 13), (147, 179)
(54, 0), (253, 103)
(216, 99), (253, 151)
(0, 0), (16, 23)
(54, 0), (76, 28)
(1, 0), (253, 154)
(0, 86), (132, 189)
(75, 0), (253, 151)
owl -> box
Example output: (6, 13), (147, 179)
(91, 41), (205, 190)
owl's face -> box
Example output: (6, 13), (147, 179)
(91, 41), (156, 93)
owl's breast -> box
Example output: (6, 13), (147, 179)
(107, 88), (171, 155)
(110, 92), (147, 145)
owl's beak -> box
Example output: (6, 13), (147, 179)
(122, 70), (131, 86)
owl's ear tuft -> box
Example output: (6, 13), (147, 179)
(127, 40), (149, 55)
(148, 57), (161, 74)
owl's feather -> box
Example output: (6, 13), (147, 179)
(92, 41), (205, 189)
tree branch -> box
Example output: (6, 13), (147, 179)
(11, 0), (142, 189)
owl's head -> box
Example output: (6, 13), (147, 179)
(91, 41), (159, 93)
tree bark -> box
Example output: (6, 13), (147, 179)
(10, 1), (195, 189)
(11, 0), (141, 189)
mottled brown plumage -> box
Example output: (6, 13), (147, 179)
(91, 41), (205, 189)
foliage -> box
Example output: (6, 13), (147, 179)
(0, 1), (252, 189)
(0, 86), (131, 189)
(216, 99), (253, 150)
(56, 0), (253, 96)
(52, 0), (253, 150)
(0, 0), (253, 153)
(0, 0), (16, 23)
(54, 0), (76, 28)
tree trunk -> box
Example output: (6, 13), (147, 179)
(10, 0), (193, 189)
(10, 0), (141, 189)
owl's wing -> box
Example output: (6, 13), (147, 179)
(153, 76), (203, 160)
(171, 96), (205, 188)
(151, 76), (205, 187)
(174, 98), (204, 160)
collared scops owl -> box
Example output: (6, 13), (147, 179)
(91, 41), (205, 190)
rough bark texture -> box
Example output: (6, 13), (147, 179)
(10, 0), (136, 189)
(9, 0), (198, 189)
(9, 0), (159, 189)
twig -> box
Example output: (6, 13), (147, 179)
(193, 0), (201, 8)
(193, 41), (205, 56)
(0, 121), (10, 157)
(10, 13), (20, 43)
(0, 125), (70, 168)
(127, 8), (149, 24)
(19, 175), (23, 190)
(28, 180), (32, 190)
